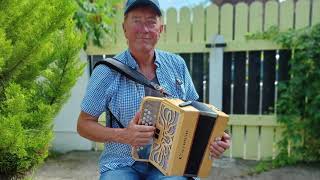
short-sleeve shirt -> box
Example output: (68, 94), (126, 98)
(81, 49), (199, 173)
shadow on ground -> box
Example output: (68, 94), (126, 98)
(34, 151), (320, 180)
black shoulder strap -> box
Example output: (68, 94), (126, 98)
(94, 57), (171, 97)
(105, 108), (124, 128)
(93, 57), (171, 129)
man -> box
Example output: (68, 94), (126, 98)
(77, 0), (230, 179)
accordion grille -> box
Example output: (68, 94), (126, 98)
(150, 104), (179, 170)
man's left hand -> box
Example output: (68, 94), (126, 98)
(209, 132), (231, 159)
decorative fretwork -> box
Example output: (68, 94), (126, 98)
(150, 104), (179, 170)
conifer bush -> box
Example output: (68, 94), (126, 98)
(0, 0), (85, 177)
(1, 0), (122, 177)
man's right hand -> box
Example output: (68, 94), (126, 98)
(121, 112), (155, 146)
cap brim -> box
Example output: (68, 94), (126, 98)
(124, 1), (162, 16)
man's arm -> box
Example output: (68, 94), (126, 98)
(77, 111), (155, 146)
(77, 111), (122, 143)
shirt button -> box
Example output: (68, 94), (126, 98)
(176, 78), (183, 85)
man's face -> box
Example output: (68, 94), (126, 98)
(123, 6), (163, 53)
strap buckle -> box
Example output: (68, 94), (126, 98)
(150, 82), (171, 97)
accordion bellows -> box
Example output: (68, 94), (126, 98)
(132, 97), (229, 178)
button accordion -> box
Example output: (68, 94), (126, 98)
(132, 97), (229, 178)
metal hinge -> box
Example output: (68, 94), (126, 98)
(205, 43), (227, 48)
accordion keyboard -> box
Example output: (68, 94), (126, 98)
(139, 100), (161, 126)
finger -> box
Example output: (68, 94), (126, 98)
(210, 144), (223, 157)
(210, 142), (225, 154)
(209, 146), (221, 159)
(131, 111), (141, 125)
(222, 132), (231, 140)
(218, 140), (230, 150)
(135, 124), (155, 132)
(136, 131), (154, 138)
(210, 152), (219, 159)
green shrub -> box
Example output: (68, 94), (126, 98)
(0, 0), (122, 177)
(0, 0), (85, 177)
(247, 24), (320, 167)
(275, 24), (320, 164)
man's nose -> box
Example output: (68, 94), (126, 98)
(140, 23), (150, 33)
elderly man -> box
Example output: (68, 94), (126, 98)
(77, 0), (230, 179)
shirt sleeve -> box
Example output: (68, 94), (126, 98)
(80, 65), (116, 117)
(178, 55), (199, 101)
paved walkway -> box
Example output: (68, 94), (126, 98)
(34, 151), (320, 180)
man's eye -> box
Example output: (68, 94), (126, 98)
(148, 21), (157, 25)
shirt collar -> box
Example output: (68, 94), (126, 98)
(125, 49), (139, 69)
(154, 50), (161, 68)
(125, 49), (162, 69)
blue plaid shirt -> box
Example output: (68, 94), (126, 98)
(81, 49), (199, 173)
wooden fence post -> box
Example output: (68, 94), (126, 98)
(208, 35), (226, 109)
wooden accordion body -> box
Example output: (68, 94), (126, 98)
(132, 97), (229, 178)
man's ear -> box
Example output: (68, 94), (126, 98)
(122, 23), (126, 33)
(123, 23), (129, 39)
(159, 24), (164, 33)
